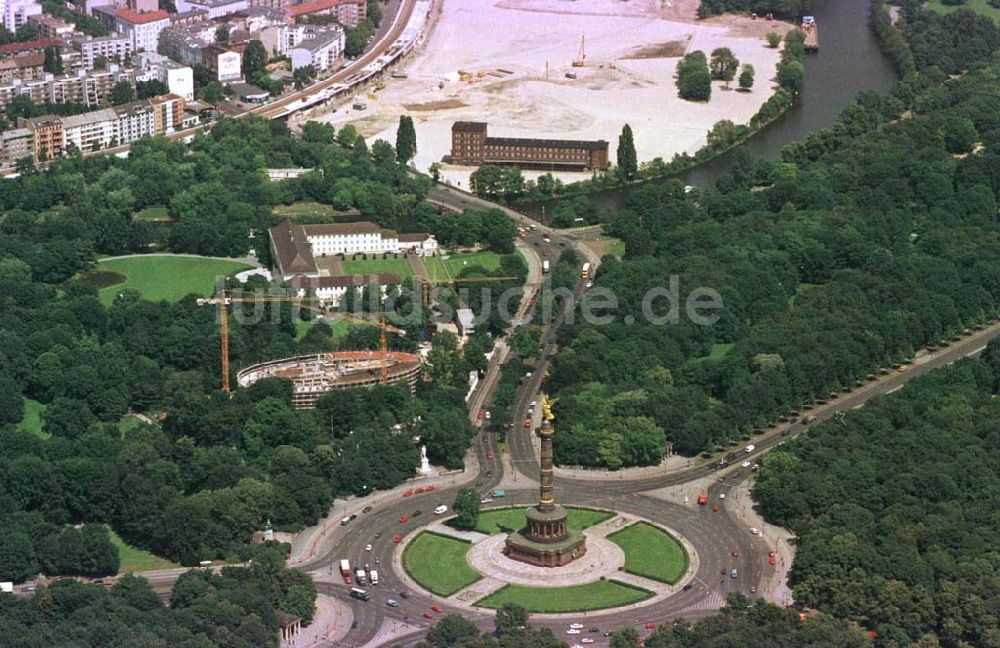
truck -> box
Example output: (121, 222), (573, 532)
(542, 260), (550, 273)
(355, 568), (367, 586)
(340, 559), (352, 584)
(581, 262), (591, 279)
(369, 569), (379, 585)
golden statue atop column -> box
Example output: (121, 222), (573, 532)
(503, 393), (587, 567)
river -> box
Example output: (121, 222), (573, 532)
(521, 0), (898, 218)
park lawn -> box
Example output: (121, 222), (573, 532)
(272, 201), (354, 220)
(105, 526), (178, 573)
(93, 256), (254, 305)
(402, 532), (481, 597)
(17, 398), (48, 439)
(585, 237), (625, 260)
(426, 252), (504, 283)
(341, 257), (414, 278)
(134, 205), (171, 221)
(295, 318), (352, 341)
(929, 0), (1000, 21)
(476, 580), (652, 612)
(607, 522), (688, 584)
(471, 506), (613, 535)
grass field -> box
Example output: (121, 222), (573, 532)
(90, 256), (254, 305)
(17, 398), (47, 438)
(584, 237), (625, 260)
(425, 252), (504, 283)
(928, 0), (1000, 21)
(476, 580), (652, 612)
(105, 526), (178, 573)
(134, 206), (171, 221)
(470, 506), (613, 536)
(607, 522), (688, 584)
(341, 257), (414, 278)
(295, 318), (352, 341)
(272, 201), (360, 220)
(402, 532), (482, 596)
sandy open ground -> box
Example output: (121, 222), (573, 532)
(309, 0), (792, 185)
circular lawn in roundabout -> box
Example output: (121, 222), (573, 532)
(401, 531), (482, 597)
(606, 521), (689, 584)
(475, 579), (652, 613)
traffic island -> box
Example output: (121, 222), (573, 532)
(475, 579), (653, 613)
(401, 531), (482, 596)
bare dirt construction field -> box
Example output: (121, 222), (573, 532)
(313, 0), (791, 186)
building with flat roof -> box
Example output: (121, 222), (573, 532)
(27, 13), (74, 39)
(269, 220), (437, 281)
(175, 0), (249, 19)
(0, 127), (33, 169)
(71, 34), (134, 69)
(2, 0), (41, 31)
(289, 26), (343, 71)
(61, 107), (119, 152)
(450, 121), (609, 171)
(18, 114), (62, 160)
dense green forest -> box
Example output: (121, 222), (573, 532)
(409, 596), (873, 648)
(548, 7), (1000, 467)
(0, 547), (312, 648)
(754, 351), (1000, 645)
(0, 119), (506, 579)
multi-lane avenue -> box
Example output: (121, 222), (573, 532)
(295, 183), (1000, 647)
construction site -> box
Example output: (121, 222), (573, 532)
(311, 0), (793, 186)
(236, 351), (423, 408)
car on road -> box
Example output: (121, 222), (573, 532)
(486, 451), (494, 459)
(750, 527), (760, 535)
(485, 411), (491, 420)
(745, 444), (756, 453)
(566, 629), (581, 634)
(741, 461), (751, 468)
(682, 583), (693, 591)
(403, 490), (413, 497)
(719, 493), (726, 499)
(434, 505), (448, 515)
(731, 568), (738, 578)
(646, 623), (655, 629)
(731, 550), (740, 557)
(475, 481), (483, 487)
(423, 612), (433, 619)
(386, 599), (399, 607)
(711, 504), (720, 512)
(585, 281), (593, 288)
(400, 590), (410, 598)
(524, 419), (532, 428)
(412, 510), (422, 517)
(415, 487), (425, 494)
(480, 497), (494, 504)
(768, 551), (777, 565)
(750, 586), (757, 594)
(581, 639), (595, 644)
(431, 605), (443, 613)
(374, 531), (382, 539)
(569, 623), (584, 629)
(363, 506), (373, 513)
(424, 485), (436, 492)
(477, 409), (485, 420)
(399, 515), (409, 523)
(340, 514), (357, 526)
(365, 544), (372, 551)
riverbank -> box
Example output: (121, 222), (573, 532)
(312, 0), (793, 189)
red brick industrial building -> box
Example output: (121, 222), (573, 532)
(450, 121), (608, 171)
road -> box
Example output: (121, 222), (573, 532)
(287, 182), (1000, 647)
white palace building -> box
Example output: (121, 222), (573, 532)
(269, 220), (437, 281)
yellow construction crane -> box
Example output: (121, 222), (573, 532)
(572, 35), (586, 67)
(197, 289), (405, 393)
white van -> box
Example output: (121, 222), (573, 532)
(434, 505), (448, 515)
(369, 569), (379, 585)
(745, 444), (755, 453)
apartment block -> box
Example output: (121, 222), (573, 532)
(62, 107), (118, 152)
(27, 13), (74, 39)
(175, 0), (249, 19)
(114, 98), (155, 144)
(287, 0), (365, 28)
(114, 9), (170, 52)
(18, 114), (62, 160)
(0, 127), (33, 169)
(149, 93), (185, 134)
(0, 52), (43, 84)
(71, 34), (134, 69)
(1, 0), (41, 31)
(289, 27), (343, 72)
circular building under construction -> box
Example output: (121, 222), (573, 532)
(237, 351), (422, 408)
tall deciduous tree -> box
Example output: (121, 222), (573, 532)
(738, 64), (755, 91)
(242, 40), (267, 78)
(395, 115), (417, 163)
(451, 488), (480, 530)
(617, 123), (638, 180)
